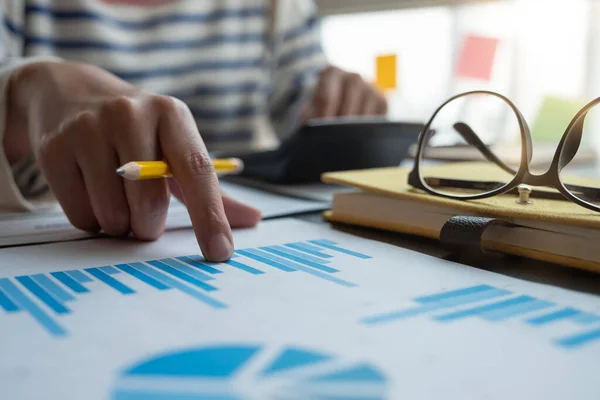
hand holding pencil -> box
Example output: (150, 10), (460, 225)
(17, 62), (260, 261)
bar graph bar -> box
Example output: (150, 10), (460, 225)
(362, 284), (600, 350)
(309, 240), (372, 259)
(557, 327), (600, 348)
(362, 287), (512, 325)
(315, 239), (337, 245)
(435, 296), (537, 322)
(284, 242), (333, 258)
(146, 261), (217, 292)
(66, 270), (92, 283)
(129, 263), (226, 309)
(0, 286), (20, 312)
(245, 247), (357, 287)
(85, 268), (135, 295)
(481, 299), (554, 321)
(235, 249), (296, 272)
(115, 264), (171, 291)
(0, 238), (372, 338)
(176, 256), (223, 274)
(0, 278), (67, 337)
(51, 272), (89, 294)
(266, 245), (333, 265)
(99, 266), (120, 275)
(572, 313), (600, 325)
(415, 284), (495, 304)
(31, 274), (75, 302)
(159, 258), (215, 281)
(526, 307), (580, 326)
(260, 246), (339, 273)
(16, 276), (70, 314)
(224, 259), (264, 275)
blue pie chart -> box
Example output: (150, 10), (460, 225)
(112, 344), (387, 399)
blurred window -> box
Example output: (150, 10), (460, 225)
(320, 0), (599, 155)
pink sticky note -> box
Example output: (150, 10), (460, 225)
(456, 35), (499, 81)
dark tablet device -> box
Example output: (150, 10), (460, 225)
(229, 119), (424, 184)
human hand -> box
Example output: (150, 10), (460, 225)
(302, 65), (388, 121)
(6, 61), (261, 261)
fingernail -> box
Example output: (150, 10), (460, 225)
(208, 233), (233, 261)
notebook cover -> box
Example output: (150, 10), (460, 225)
(323, 210), (600, 272)
(322, 162), (600, 229)
(321, 162), (600, 272)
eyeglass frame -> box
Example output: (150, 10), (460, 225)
(407, 90), (600, 212)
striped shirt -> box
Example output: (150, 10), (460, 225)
(0, 0), (327, 210)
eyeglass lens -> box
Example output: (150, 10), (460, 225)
(559, 103), (600, 208)
(419, 92), (522, 198)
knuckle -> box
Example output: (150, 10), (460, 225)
(207, 205), (223, 224)
(63, 111), (104, 151)
(151, 95), (188, 116)
(37, 131), (61, 165)
(70, 110), (98, 131)
(198, 201), (225, 227)
(185, 151), (215, 177)
(347, 73), (363, 85)
(100, 95), (138, 120)
(321, 65), (339, 77)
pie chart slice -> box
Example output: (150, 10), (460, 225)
(112, 345), (387, 400)
(260, 347), (332, 376)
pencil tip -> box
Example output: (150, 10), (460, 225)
(116, 167), (125, 176)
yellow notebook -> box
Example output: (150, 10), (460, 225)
(322, 162), (600, 272)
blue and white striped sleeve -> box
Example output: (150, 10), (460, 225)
(267, 0), (327, 138)
(0, 2), (59, 211)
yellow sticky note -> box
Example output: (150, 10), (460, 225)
(375, 54), (397, 90)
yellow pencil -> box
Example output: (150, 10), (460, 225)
(116, 159), (244, 180)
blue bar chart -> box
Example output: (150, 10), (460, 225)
(361, 284), (600, 350)
(0, 239), (371, 338)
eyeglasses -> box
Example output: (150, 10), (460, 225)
(408, 90), (600, 212)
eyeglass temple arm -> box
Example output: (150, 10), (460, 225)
(424, 176), (600, 202)
(564, 182), (600, 201)
(453, 122), (517, 175)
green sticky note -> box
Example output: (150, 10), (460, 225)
(530, 96), (587, 142)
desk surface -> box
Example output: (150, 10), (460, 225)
(296, 212), (600, 297)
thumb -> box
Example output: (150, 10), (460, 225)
(222, 192), (262, 228)
(169, 178), (261, 228)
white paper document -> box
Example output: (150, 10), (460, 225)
(223, 176), (354, 202)
(219, 181), (329, 216)
(1, 219), (599, 399)
(0, 181), (328, 247)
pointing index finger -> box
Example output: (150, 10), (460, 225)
(154, 96), (233, 261)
